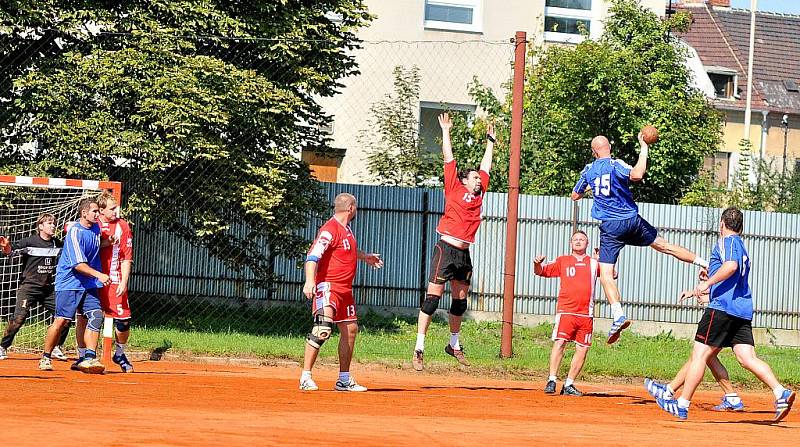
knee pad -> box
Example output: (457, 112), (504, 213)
(84, 309), (104, 332)
(306, 313), (334, 349)
(449, 299), (468, 316)
(420, 294), (441, 316)
(115, 319), (131, 332)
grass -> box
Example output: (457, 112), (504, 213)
(10, 300), (800, 388)
(126, 307), (800, 388)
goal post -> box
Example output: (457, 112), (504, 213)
(0, 175), (121, 364)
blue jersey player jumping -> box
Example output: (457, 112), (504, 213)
(653, 207), (795, 421)
(571, 132), (708, 343)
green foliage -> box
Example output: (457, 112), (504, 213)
(0, 1), (372, 282)
(453, 0), (722, 201)
(361, 66), (441, 186)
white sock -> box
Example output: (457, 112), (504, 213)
(773, 386), (787, 400)
(300, 370), (312, 381)
(548, 375), (557, 382)
(415, 333), (426, 352)
(449, 332), (461, 350)
(677, 397), (691, 408)
(693, 256), (709, 269)
(665, 385), (675, 399)
(338, 371), (350, 383)
(610, 302), (624, 320)
(725, 393), (741, 404)
(78, 348), (86, 358)
(115, 343), (126, 356)
(565, 378), (574, 387)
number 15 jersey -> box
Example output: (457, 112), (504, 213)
(573, 157), (638, 221)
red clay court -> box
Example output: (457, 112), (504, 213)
(3, 354), (796, 446)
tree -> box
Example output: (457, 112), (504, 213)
(0, 1), (372, 284)
(361, 66), (440, 187)
(452, 0), (722, 202)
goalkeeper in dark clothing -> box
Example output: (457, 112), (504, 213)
(0, 213), (69, 360)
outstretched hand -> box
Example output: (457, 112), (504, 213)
(534, 255), (545, 264)
(487, 122), (496, 141)
(637, 131), (649, 151)
(0, 236), (10, 255)
(438, 113), (452, 132)
(364, 253), (384, 269)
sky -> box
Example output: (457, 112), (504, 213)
(730, 0), (800, 14)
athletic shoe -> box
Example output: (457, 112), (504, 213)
(70, 357), (84, 371)
(0, 346), (7, 360)
(644, 378), (672, 400)
(774, 389), (796, 422)
(299, 377), (319, 391)
(606, 316), (631, 344)
(38, 357), (53, 371)
(656, 398), (688, 420)
(561, 384), (583, 396)
(77, 358), (105, 374)
(113, 353), (134, 373)
(544, 380), (556, 394)
(335, 378), (367, 392)
(51, 345), (68, 361)
(445, 344), (470, 366)
(412, 349), (424, 372)
(713, 396), (744, 412)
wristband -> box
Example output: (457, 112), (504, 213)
(486, 134), (495, 144)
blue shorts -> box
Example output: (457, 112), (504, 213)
(55, 289), (101, 320)
(598, 215), (658, 264)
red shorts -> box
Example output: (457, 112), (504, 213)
(552, 313), (593, 347)
(99, 284), (131, 319)
(312, 282), (356, 323)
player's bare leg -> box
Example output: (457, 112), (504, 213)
(545, 339), (567, 393)
(72, 314), (88, 370)
(112, 320), (134, 372)
(599, 262), (629, 344)
(445, 281), (469, 366)
(413, 282), (444, 371)
(650, 237), (708, 268)
(41, 317), (70, 370)
(655, 342), (720, 418)
(562, 344), (589, 396)
(334, 320), (366, 391)
(731, 343), (794, 420)
(300, 306), (334, 391)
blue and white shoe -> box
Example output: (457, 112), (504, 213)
(606, 316), (631, 344)
(657, 398), (688, 420)
(713, 396), (744, 412)
(112, 353), (134, 373)
(774, 389), (796, 422)
(644, 378), (671, 400)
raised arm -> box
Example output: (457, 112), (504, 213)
(439, 113), (454, 163)
(629, 132), (649, 182)
(480, 122), (495, 173)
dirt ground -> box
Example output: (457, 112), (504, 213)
(1, 354), (796, 446)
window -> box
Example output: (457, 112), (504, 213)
(706, 67), (738, 99)
(419, 102), (476, 154)
(544, 16), (590, 35)
(424, 0), (482, 33)
(544, 0), (596, 44)
(546, 0), (591, 10)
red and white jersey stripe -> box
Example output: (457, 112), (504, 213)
(99, 218), (133, 284)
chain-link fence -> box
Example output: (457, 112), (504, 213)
(0, 30), (520, 354)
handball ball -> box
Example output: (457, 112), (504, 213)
(641, 125), (659, 145)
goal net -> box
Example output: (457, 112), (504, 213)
(0, 175), (121, 354)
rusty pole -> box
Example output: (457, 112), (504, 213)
(500, 31), (526, 359)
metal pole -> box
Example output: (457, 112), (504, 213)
(743, 0), (757, 142)
(500, 31), (526, 359)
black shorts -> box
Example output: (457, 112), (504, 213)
(695, 307), (754, 348)
(13, 285), (56, 319)
(428, 239), (472, 285)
